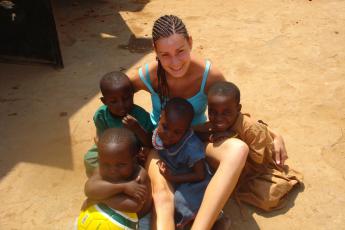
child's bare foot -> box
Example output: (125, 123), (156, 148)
(212, 214), (231, 230)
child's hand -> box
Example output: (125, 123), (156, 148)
(209, 133), (228, 143)
(123, 177), (147, 202)
(122, 115), (140, 131)
(81, 198), (95, 211)
(137, 148), (149, 165)
(136, 167), (149, 186)
(273, 135), (288, 166)
(156, 160), (166, 173)
(209, 130), (236, 143)
(157, 160), (173, 181)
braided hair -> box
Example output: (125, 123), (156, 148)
(152, 15), (189, 107)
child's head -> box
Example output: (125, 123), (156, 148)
(100, 71), (134, 117)
(157, 97), (194, 147)
(208, 81), (242, 132)
(97, 128), (139, 182)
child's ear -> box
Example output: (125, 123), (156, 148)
(100, 97), (106, 105)
(94, 136), (99, 146)
(238, 103), (242, 112)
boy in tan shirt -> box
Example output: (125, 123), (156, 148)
(195, 81), (302, 211)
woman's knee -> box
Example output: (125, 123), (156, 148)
(222, 138), (249, 165)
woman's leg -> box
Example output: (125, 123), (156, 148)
(192, 138), (248, 230)
(145, 149), (175, 230)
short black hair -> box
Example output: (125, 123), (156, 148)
(98, 128), (139, 156)
(208, 81), (241, 104)
(99, 71), (133, 96)
(164, 97), (194, 126)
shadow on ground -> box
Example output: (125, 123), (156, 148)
(225, 184), (304, 229)
(0, 0), (152, 180)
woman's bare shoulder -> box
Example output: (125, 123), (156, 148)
(204, 59), (225, 93)
(128, 61), (158, 92)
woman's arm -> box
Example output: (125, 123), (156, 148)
(157, 160), (206, 184)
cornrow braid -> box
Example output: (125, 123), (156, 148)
(152, 15), (189, 108)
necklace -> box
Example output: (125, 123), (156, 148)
(166, 130), (194, 156)
(152, 128), (164, 150)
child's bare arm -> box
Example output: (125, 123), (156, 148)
(84, 169), (147, 201)
(101, 167), (151, 214)
(122, 115), (152, 147)
(194, 122), (236, 143)
(193, 123), (212, 142)
(209, 130), (237, 143)
(157, 160), (206, 184)
(136, 166), (153, 217)
(102, 194), (145, 213)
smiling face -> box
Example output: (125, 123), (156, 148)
(99, 142), (136, 182)
(154, 33), (192, 78)
(156, 110), (190, 148)
(101, 84), (134, 117)
(208, 94), (242, 132)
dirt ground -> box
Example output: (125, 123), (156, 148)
(1, 0), (345, 229)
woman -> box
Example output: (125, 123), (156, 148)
(130, 15), (287, 229)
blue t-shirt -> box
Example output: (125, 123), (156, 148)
(158, 130), (206, 175)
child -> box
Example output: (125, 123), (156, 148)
(197, 81), (302, 212)
(84, 71), (154, 177)
(79, 128), (152, 230)
(152, 97), (228, 229)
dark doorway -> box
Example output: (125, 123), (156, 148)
(0, 0), (63, 67)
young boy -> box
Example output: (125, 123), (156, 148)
(79, 128), (152, 229)
(152, 98), (229, 229)
(196, 81), (302, 211)
(84, 71), (154, 177)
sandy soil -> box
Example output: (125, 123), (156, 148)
(0, 0), (344, 229)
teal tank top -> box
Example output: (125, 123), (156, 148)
(138, 60), (211, 127)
